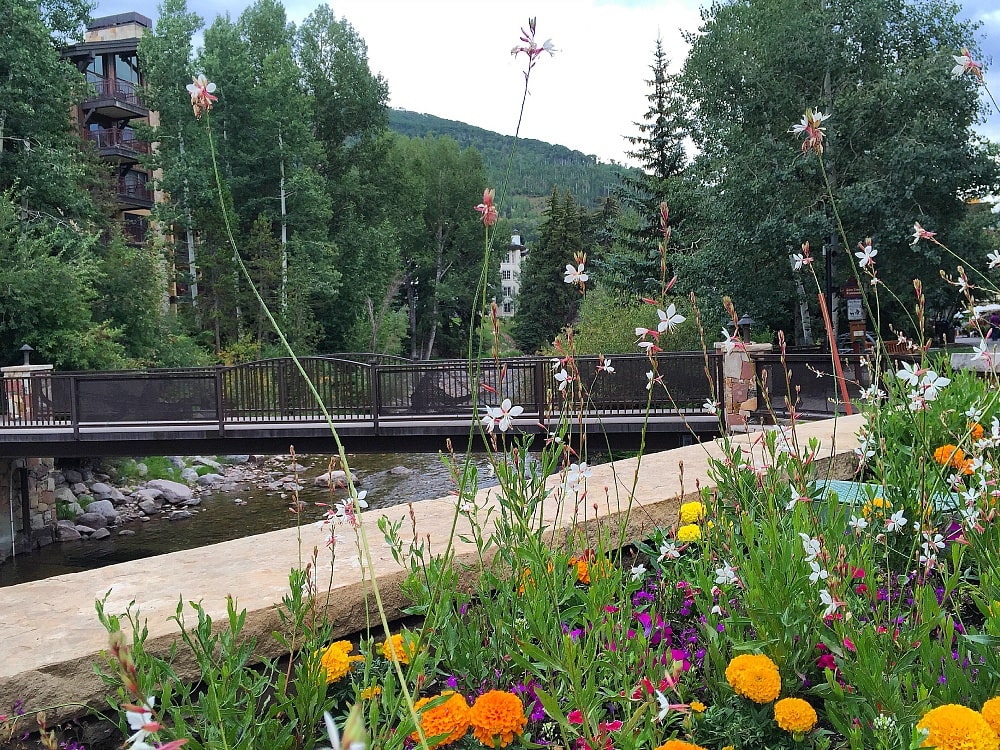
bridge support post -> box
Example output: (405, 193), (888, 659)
(715, 342), (772, 433)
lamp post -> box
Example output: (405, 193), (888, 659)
(19, 344), (33, 366)
(737, 314), (755, 343)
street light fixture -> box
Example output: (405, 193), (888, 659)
(19, 344), (33, 366)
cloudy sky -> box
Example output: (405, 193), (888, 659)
(92, 0), (1000, 165)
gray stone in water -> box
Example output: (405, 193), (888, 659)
(314, 470), (349, 488)
(220, 483), (237, 492)
(63, 469), (84, 484)
(118, 529), (136, 536)
(74, 524), (96, 535)
(168, 510), (194, 520)
(75, 512), (108, 529)
(138, 499), (159, 515)
(196, 472), (225, 486)
(107, 487), (126, 504)
(85, 500), (117, 520)
(133, 488), (164, 503)
(56, 525), (82, 541)
(90, 528), (112, 540)
(183, 498), (202, 506)
(146, 479), (193, 503)
(390, 465), (413, 476)
(289, 463), (307, 472)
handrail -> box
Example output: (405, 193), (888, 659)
(0, 353), (722, 435)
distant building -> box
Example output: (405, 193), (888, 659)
(498, 233), (527, 318)
(63, 12), (156, 246)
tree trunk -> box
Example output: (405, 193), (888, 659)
(278, 128), (288, 313)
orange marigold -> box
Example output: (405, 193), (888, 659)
(725, 653), (781, 704)
(568, 556), (591, 584)
(970, 422), (986, 440)
(319, 640), (363, 684)
(982, 697), (1000, 735)
(916, 704), (999, 750)
(774, 697), (818, 734)
(381, 632), (417, 665)
(934, 444), (966, 469)
(359, 685), (382, 700)
(411, 691), (471, 748)
(653, 741), (708, 750)
(469, 690), (527, 748)
(689, 700), (706, 713)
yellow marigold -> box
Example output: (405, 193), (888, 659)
(970, 422), (985, 440)
(677, 524), (701, 543)
(359, 685), (382, 700)
(653, 741), (708, 750)
(319, 640), (364, 684)
(725, 653), (781, 704)
(861, 496), (892, 518)
(689, 700), (706, 713)
(934, 444), (966, 469)
(982, 697), (1000, 735)
(721, 746), (735, 750)
(381, 632), (417, 665)
(679, 501), (706, 524)
(411, 691), (471, 748)
(916, 704), (999, 750)
(774, 697), (818, 734)
(469, 690), (527, 748)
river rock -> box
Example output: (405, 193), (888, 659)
(118, 529), (136, 536)
(146, 479), (193, 503)
(138, 499), (159, 515)
(74, 524), (96, 535)
(55, 521), (81, 541)
(89, 482), (114, 499)
(85, 500), (118, 520)
(76, 512), (108, 529)
(54, 486), (77, 505)
(168, 510), (194, 520)
(197, 472), (225, 486)
(289, 463), (306, 472)
(63, 468), (84, 484)
(71, 482), (88, 495)
(90, 528), (111, 540)
(134, 462), (148, 477)
(133, 488), (163, 503)
(314, 470), (350, 488)
(390, 465), (414, 476)
(180, 467), (199, 484)
(183, 498), (202, 506)
(167, 456), (186, 469)
(107, 487), (127, 504)
(194, 456), (222, 471)
(225, 454), (251, 464)
(64, 501), (85, 518)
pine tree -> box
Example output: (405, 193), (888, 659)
(512, 189), (583, 353)
(601, 38), (689, 295)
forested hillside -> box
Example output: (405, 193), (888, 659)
(389, 110), (628, 211)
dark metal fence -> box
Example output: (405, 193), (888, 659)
(0, 353), (720, 431)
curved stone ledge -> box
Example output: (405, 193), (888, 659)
(0, 415), (862, 725)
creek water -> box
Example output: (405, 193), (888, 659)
(0, 452), (498, 588)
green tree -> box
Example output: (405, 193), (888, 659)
(601, 37), (690, 295)
(678, 0), (998, 337)
(513, 189), (584, 353)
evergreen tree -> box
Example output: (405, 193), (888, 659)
(601, 38), (689, 295)
(513, 189), (583, 353)
(678, 0), (999, 335)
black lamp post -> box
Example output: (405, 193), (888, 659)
(19, 344), (33, 366)
(737, 314), (755, 342)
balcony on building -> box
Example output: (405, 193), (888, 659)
(115, 171), (153, 210)
(83, 125), (150, 163)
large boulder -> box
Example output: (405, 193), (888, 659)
(54, 487), (77, 505)
(75, 513), (107, 530)
(314, 470), (350, 488)
(196, 473), (225, 486)
(85, 500), (117, 521)
(62, 468), (84, 484)
(180, 468), (199, 485)
(89, 482), (114, 499)
(55, 521), (82, 541)
(145, 479), (193, 503)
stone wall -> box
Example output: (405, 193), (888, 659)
(0, 457), (57, 564)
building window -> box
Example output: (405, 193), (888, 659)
(502, 269), (512, 280)
(86, 55), (105, 84)
(115, 53), (140, 85)
(502, 286), (513, 298)
(503, 301), (513, 314)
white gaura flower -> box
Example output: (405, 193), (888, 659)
(658, 541), (680, 561)
(848, 515), (868, 531)
(895, 361), (922, 386)
(855, 238), (877, 268)
(565, 461), (592, 492)
(719, 328), (741, 354)
(480, 398), (524, 433)
(554, 368), (571, 392)
(799, 532), (821, 562)
(657, 304), (686, 333)
(819, 588), (845, 618)
(886, 509), (908, 533)
(564, 263), (588, 285)
(714, 560), (738, 586)
(630, 564), (647, 581)
(124, 697), (160, 750)
(919, 370), (950, 401)
(971, 339), (992, 365)
(952, 48), (984, 81)
(703, 398), (720, 414)
(808, 560), (829, 584)
(988, 251), (1000, 269)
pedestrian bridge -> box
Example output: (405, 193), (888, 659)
(0, 353), (737, 457)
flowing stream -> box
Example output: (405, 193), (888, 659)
(0, 452), (498, 588)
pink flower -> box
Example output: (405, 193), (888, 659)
(790, 108), (831, 154)
(475, 188), (498, 226)
(911, 221), (936, 246)
(511, 17), (556, 73)
(568, 709), (584, 725)
(952, 48), (984, 82)
(185, 74), (217, 118)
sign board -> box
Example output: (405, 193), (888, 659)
(847, 297), (864, 322)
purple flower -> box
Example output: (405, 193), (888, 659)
(446, 674), (459, 689)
